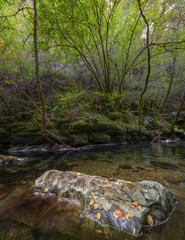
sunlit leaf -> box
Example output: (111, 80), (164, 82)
(137, 205), (142, 210)
(113, 209), (123, 218)
(76, 172), (81, 175)
(125, 212), (130, 220)
(96, 212), (101, 220)
(89, 198), (95, 206)
(43, 187), (48, 193)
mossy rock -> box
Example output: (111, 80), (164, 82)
(70, 120), (92, 132)
(95, 120), (124, 133)
(88, 132), (111, 144)
(69, 133), (89, 146)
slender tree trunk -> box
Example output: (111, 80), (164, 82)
(33, 0), (47, 135)
(160, 56), (176, 113)
(137, 0), (151, 130)
(170, 93), (185, 132)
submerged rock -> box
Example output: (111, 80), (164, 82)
(0, 155), (27, 166)
(34, 170), (177, 236)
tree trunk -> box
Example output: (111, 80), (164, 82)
(33, 0), (47, 135)
(137, 0), (151, 130)
(170, 93), (185, 132)
(160, 56), (176, 114)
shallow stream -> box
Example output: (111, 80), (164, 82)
(0, 143), (185, 240)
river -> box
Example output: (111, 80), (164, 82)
(0, 142), (185, 240)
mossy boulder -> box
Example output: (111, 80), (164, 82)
(95, 120), (124, 133)
(70, 120), (92, 132)
(88, 132), (111, 144)
(69, 133), (89, 146)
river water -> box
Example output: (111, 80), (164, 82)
(0, 143), (185, 240)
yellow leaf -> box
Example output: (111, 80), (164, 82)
(147, 215), (154, 226)
(76, 172), (81, 175)
(114, 209), (123, 218)
(125, 212), (130, 220)
(96, 212), (101, 220)
(89, 198), (95, 206)
(127, 181), (132, 184)
(43, 187), (48, 193)
(137, 205), (142, 210)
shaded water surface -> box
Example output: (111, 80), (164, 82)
(0, 143), (185, 240)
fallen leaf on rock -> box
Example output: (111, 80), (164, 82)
(43, 188), (48, 193)
(137, 205), (141, 210)
(96, 212), (101, 220)
(130, 202), (138, 208)
(89, 198), (95, 206)
(125, 212), (130, 220)
(143, 190), (148, 193)
(114, 209), (123, 218)
(127, 181), (132, 184)
(147, 215), (154, 225)
(76, 172), (81, 175)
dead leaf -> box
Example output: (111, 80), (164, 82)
(143, 190), (148, 193)
(127, 181), (132, 184)
(43, 188), (48, 193)
(137, 205), (142, 210)
(147, 215), (154, 226)
(125, 212), (130, 220)
(130, 202), (138, 208)
(114, 209), (123, 218)
(76, 172), (81, 175)
(96, 212), (101, 220)
(89, 198), (95, 206)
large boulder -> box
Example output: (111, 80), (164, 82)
(34, 170), (177, 236)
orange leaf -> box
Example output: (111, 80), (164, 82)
(113, 209), (123, 218)
(96, 212), (101, 220)
(125, 212), (130, 220)
(137, 205), (142, 210)
(130, 202), (138, 208)
(89, 198), (95, 206)
(43, 187), (48, 193)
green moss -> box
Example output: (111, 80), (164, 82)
(70, 120), (92, 131)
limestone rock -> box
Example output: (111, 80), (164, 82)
(34, 170), (177, 236)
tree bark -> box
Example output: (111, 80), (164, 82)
(33, 0), (47, 135)
(170, 93), (185, 132)
(137, 0), (151, 130)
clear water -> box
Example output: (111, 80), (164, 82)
(0, 143), (185, 240)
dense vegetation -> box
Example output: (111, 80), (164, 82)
(0, 0), (185, 144)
